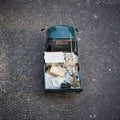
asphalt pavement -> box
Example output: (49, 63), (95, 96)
(0, 0), (120, 120)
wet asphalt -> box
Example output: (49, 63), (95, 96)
(0, 0), (120, 120)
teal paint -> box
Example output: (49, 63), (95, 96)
(48, 25), (75, 39)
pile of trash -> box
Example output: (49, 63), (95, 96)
(44, 52), (80, 89)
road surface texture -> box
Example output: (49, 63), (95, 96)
(0, 0), (120, 120)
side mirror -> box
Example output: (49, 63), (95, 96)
(41, 28), (46, 31)
(41, 26), (48, 31)
(75, 28), (78, 32)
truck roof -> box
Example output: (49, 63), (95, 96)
(48, 25), (75, 39)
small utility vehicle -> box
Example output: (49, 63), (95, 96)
(43, 25), (82, 93)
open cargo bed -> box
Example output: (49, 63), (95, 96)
(44, 52), (82, 93)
